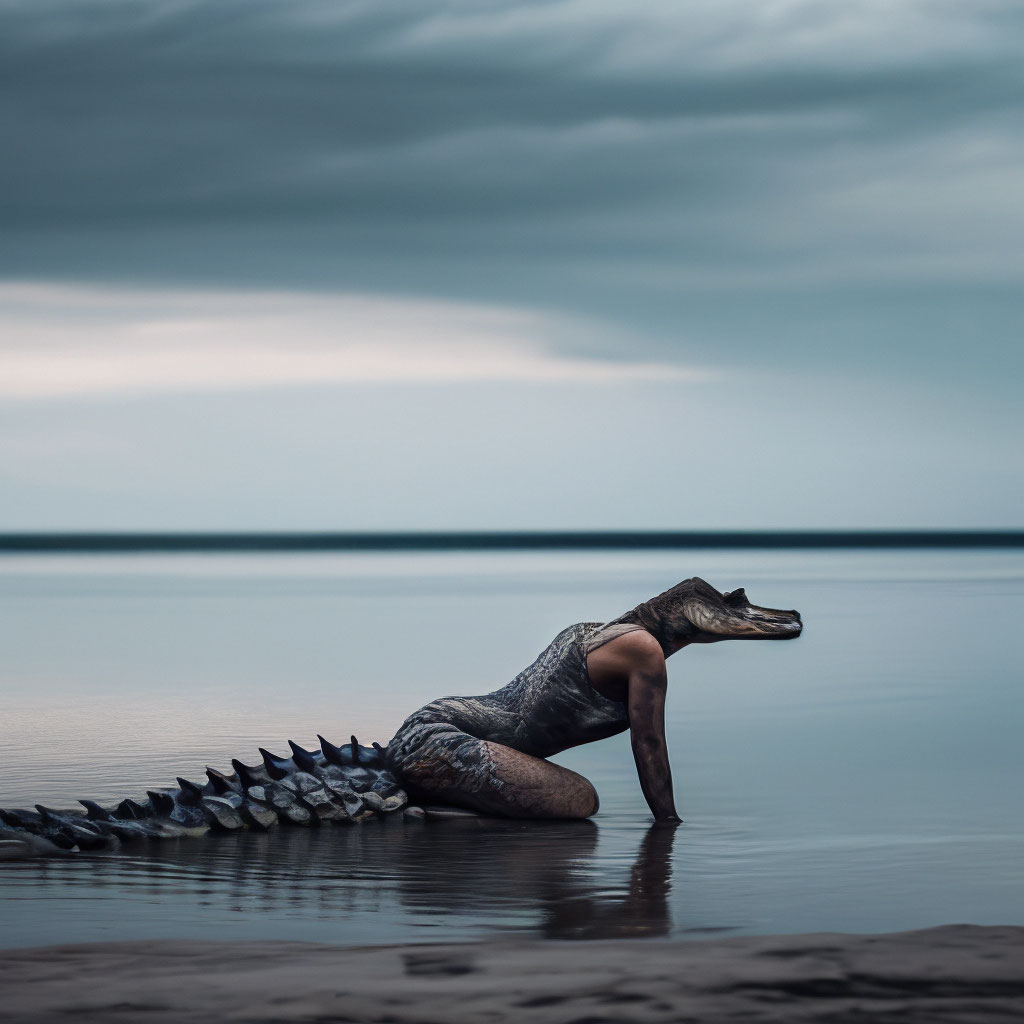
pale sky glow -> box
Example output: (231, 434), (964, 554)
(0, 0), (1020, 529)
(0, 284), (699, 399)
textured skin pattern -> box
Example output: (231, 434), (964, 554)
(613, 577), (803, 650)
(0, 738), (408, 858)
(387, 622), (630, 798)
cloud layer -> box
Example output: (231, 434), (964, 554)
(1, 1), (1020, 528)
(0, 283), (699, 398)
(2, 0), (1022, 389)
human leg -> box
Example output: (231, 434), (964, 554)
(389, 721), (598, 819)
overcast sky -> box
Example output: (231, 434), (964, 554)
(1, 0), (1020, 529)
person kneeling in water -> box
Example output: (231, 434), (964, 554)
(387, 577), (802, 822)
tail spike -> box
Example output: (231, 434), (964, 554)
(287, 740), (318, 774)
(35, 806), (106, 847)
(372, 741), (385, 753)
(351, 735), (360, 764)
(117, 798), (148, 820)
(205, 767), (235, 795)
(259, 748), (291, 781)
(1, 806), (41, 831)
(1, 808), (39, 830)
(231, 759), (262, 789)
(176, 778), (206, 804)
(80, 800), (113, 821)
(147, 791), (176, 816)
(318, 735), (346, 766)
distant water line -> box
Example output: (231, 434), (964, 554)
(1, 530), (1022, 552)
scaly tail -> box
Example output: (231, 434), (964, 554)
(0, 735), (407, 859)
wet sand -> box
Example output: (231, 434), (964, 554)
(1, 925), (1021, 1023)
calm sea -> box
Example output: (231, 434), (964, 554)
(1, 549), (1022, 947)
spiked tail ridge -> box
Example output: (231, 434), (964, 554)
(0, 730), (409, 858)
(205, 767), (236, 795)
(287, 740), (319, 774)
(230, 759), (265, 789)
(176, 778), (206, 804)
(80, 800), (113, 821)
(146, 791), (176, 816)
(259, 749), (292, 781)
(318, 734), (347, 766)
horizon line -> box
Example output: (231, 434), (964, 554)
(0, 530), (1022, 552)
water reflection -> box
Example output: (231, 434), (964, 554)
(390, 819), (675, 940)
(4, 819), (675, 944)
(531, 823), (676, 940)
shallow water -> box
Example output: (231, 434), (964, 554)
(1, 549), (1022, 948)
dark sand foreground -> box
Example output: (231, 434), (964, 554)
(1, 925), (1022, 1023)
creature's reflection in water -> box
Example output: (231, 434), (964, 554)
(391, 819), (675, 939)
(16, 818), (675, 942)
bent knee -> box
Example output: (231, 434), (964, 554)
(565, 776), (600, 819)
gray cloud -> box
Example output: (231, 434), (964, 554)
(2, 0), (1023, 396)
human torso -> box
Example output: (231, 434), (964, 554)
(397, 622), (636, 758)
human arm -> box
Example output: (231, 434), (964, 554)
(626, 644), (680, 823)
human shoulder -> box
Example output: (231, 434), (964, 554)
(588, 627), (664, 671)
(614, 629), (665, 666)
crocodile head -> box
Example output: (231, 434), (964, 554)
(620, 576), (802, 651)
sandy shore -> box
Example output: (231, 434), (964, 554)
(1, 925), (1022, 1023)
